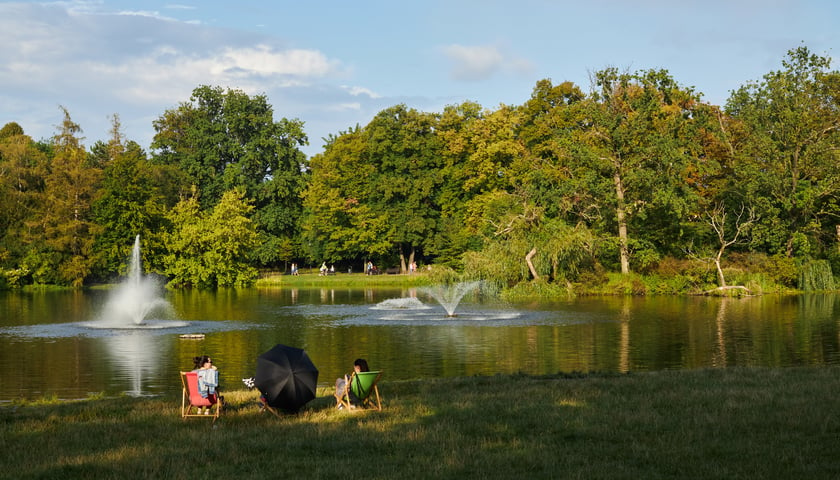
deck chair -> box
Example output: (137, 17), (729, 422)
(180, 371), (221, 422)
(336, 371), (382, 411)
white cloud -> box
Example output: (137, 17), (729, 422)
(325, 102), (362, 112)
(341, 85), (381, 98)
(441, 43), (534, 82)
(219, 45), (338, 78)
(442, 44), (504, 81)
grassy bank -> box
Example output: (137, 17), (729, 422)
(255, 270), (434, 288)
(3, 368), (840, 479)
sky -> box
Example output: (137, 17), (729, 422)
(1, 0), (839, 158)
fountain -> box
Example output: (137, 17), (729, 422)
(372, 297), (430, 310)
(421, 281), (483, 317)
(89, 235), (185, 329)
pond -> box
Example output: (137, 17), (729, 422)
(1, 286), (839, 402)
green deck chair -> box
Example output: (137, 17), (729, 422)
(336, 370), (382, 411)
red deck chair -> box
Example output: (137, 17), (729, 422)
(180, 371), (221, 422)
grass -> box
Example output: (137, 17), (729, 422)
(255, 270), (434, 288)
(3, 368), (840, 479)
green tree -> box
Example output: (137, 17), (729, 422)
(152, 85), (309, 266)
(25, 107), (102, 286)
(364, 105), (443, 271)
(0, 125), (48, 283)
(584, 68), (710, 273)
(91, 115), (172, 278)
(303, 105), (443, 270)
(726, 46), (840, 258)
(431, 101), (488, 266)
(163, 189), (258, 288)
(302, 125), (391, 265)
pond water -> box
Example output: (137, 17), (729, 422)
(1, 287), (839, 402)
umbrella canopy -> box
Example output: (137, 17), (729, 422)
(255, 344), (319, 412)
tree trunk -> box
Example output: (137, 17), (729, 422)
(714, 244), (727, 288)
(408, 246), (415, 272)
(525, 247), (539, 281)
(836, 225), (840, 254)
(613, 167), (631, 274)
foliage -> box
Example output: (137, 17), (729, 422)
(798, 259), (836, 291)
(3, 46), (840, 294)
(24, 108), (102, 286)
(152, 85), (308, 267)
(726, 46), (840, 258)
(302, 105), (443, 270)
(162, 189), (258, 288)
(91, 116), (172, 279)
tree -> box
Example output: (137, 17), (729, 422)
(162, 189), (258, 288)
(705, 202), (757, 290)
(152, 85), (309, 266)
(726, 46), (840, 258)
(303, 105), (443, 270)
(0, 125), (48, 280)
(0, 122), (24, 140)
(302, 125), (392, 264)
(91, 115), (172, 279)
(25, 107), (102, 286)
(584, 68), (710, 274)
(363, 105), (443, 271)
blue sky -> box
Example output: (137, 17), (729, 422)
(1, 0), (839, 157)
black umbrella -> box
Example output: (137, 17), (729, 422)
(254, 344), (319, 412)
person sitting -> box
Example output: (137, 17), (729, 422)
(334, 358), (370, 409)
(319, 262), (328, 276)
(192, 355), (219, 414)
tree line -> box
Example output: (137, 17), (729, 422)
(1, 46), (839, 292)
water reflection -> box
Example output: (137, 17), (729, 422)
(101, 333), (167, 396)
(1, 290), (840, 401)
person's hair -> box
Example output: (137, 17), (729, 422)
(193, 355), (212, 369)
(353, 358), (369, 372)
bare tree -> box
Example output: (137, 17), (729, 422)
(705, 202), (758, 293)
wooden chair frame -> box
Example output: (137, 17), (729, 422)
(258, 395), (283, 418)
(180, 371), (221, 423)
(335, 371), (382, 411)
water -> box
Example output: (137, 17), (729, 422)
(1, 288), (839, 401)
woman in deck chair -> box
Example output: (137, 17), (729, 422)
(192, 355), (219, 413)
(334, 358), (369, 408)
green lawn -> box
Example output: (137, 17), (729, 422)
(3, 368), (840, 479)
(255, 269), (434, 288)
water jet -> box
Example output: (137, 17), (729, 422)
(421, 281), (483, 317)
(87, 235), (186, 329)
